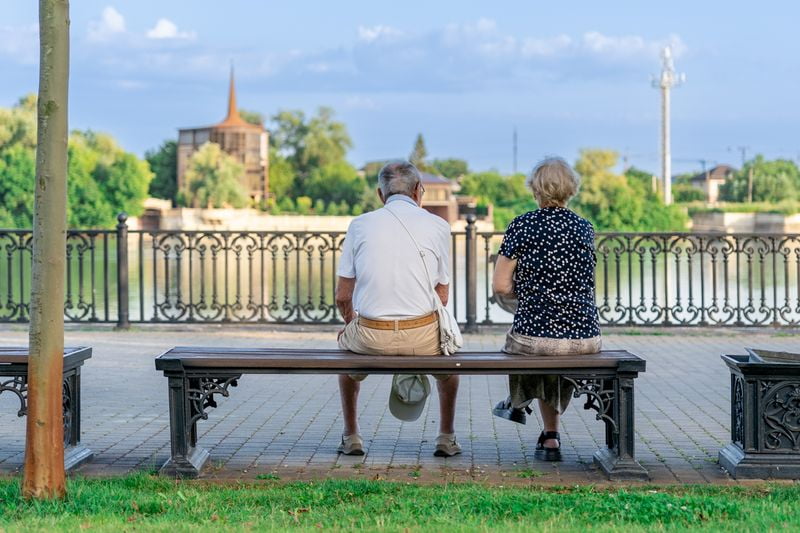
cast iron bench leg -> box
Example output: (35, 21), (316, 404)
(160, 374), (240, 478)
(62, 368), (93, 470)
(593, 374), (648, 481)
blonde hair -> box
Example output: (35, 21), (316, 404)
(528, 156), (580, 207)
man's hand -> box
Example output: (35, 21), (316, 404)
(336, 276), (357, 324)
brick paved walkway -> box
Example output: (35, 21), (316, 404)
(0, 326), (795, 484)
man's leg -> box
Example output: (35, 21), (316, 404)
(338, 374), (361, 436)
(436, 375), (459, 434)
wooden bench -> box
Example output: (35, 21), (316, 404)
(155, 348), (647, 480)
(0, 347), (93, 470)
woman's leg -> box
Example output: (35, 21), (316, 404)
(537, 399), (560, 449)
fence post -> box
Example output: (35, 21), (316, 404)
(115, 213), (130, 329)
(464, 215), (478, 333)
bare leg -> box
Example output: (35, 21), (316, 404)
(338, 375), (361, 436)
(538, 399), (560, 448)
(436, 375), (460, 434)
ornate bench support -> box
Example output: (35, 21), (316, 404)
(62, 368), (93, 470)
(564, 374), (648, 481)
(160, 374), (240, 478)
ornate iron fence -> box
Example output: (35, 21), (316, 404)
(2, 213), (800, 328)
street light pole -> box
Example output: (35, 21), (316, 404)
(653, 46), (685, 206)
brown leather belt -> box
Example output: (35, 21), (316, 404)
(359, 312), (437, 331)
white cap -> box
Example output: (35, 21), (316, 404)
(389, 374), (431, 422)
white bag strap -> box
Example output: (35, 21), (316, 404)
(384, 204), (440, 311)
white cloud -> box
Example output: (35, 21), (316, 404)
(87, 6), (126, 42)
(146, 18), (196, 40)
(357, 25), (403, 42)
(0, 24), (38, 64)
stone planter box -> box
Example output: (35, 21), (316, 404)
(720, 349), (800, 479)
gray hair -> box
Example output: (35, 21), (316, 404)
(378, 161), (421, 198)
(528, 156), (580, 207)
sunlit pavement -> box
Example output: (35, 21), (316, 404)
(0, 325), (793, 484)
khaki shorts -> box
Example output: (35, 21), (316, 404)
(338, 316), (450, 381)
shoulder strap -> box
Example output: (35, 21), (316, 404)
(384, 205), (440, 310)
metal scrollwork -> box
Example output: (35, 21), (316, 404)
(561, 377), (618, 434)
(762, 381), (800, 451)
(0, 376), (28, 417)
(62, 378), (73, 446)
(732, 377), (745, 447)
(187, 376), (240, 427)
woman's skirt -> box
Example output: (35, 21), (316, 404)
(503, 330), (602, 414)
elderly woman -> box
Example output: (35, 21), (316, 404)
(491, 156), (601, 462)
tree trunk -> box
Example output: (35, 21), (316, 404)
(22, 0), (70, 500)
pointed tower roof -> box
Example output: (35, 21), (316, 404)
(215, 65), (261, 129)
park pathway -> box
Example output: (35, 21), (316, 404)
(0, 326), (796, 484)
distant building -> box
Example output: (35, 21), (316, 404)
(688, 164), (735, 204)
(177, 69), (269, 203)
(419, 172), (461, 222)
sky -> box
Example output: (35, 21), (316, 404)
(2, 1), (799, 175)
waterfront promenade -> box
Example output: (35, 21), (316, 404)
(0, 326), (795, 484)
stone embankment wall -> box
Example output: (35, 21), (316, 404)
(691, 212), (800, 233)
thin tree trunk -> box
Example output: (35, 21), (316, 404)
(23, 0), (70, 500)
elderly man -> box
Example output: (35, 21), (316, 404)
(334, 161), (461, 457)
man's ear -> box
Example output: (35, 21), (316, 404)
(377, 188), (385, 204)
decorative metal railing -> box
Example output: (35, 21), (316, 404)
(2, 213), (800, 328)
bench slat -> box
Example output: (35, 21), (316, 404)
(0, 347), (92, 365)
(155, 348), (645, 373)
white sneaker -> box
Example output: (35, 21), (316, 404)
(434, 433), (462, 457)
(337, 434), (365, 455)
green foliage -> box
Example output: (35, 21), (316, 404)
(145, 140), (178, 203)
(305, 161), (365, 207)
(239, 108), (265, 127)
(409, 133), (428, 170)
(721, 155), (800, 203)
(430, 158), (468, 179)
(295, 196), (312, 214)
(573, 149), (688, 232)
(673, 183), (706, 203)
(0, 145), (35, 227)
(183, 142), (248, 208)
(276, 196), (295, 213)
(0, 96), (153, 228)
(686, 200), (800, 216)
(313, 198), (326, 214)
(460, 171), (536, 228)
(2, 475), (800, 530)
(268, 149), (296, 199)
(271, 107), (352, 179)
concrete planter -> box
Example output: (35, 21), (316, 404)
(720, 349), (800, 478)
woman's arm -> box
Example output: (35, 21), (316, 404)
(492, 255), (518, 296)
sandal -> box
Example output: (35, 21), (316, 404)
(534, 431), (562, 462)
(492, 397), (532, 425)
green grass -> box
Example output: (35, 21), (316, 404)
(0, 475), (798, 531)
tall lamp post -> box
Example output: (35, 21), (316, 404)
(652, 46), (685, 205)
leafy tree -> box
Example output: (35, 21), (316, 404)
(276, 196), (295, 213)
(267, 149), (296, 199)
(430, 158), (468, 179)
(460, 171), (536, 228)
(66, 139), (114, 227)
(183, 142), (248, 208)
(305, 161), (365, 206)
(0, 94), (37, 150)
(239, 108), (265, 127)
(409, 133), (428, 171)
(270, 107), (352, 181)
(720, 155), (800, 203)
(572, 149), (687, 231)
(673, 183), (706, 203)
(0, 145), (35, 227)
(313, 198), (326, 214)
(146, 140), (178, 203)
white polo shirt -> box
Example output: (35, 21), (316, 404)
(337, 194), (451, 319)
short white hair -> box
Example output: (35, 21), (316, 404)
(378, 161), (421, 198)
(528, 156), (580, 207)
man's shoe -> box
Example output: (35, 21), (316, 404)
(434, 433), (462, 457)
(337, 434), (365, 456)
(492, 397), (530, 425)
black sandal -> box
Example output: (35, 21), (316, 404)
(534, 431), (562, 462)
(492, 397), (532, 425)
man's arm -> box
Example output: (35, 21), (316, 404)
(434, 283), (449, 306)
(335, 276), (357, 324)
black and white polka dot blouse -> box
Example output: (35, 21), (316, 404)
(498, 207), (600, 339)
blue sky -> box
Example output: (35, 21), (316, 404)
(2, 1), (798, 175)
